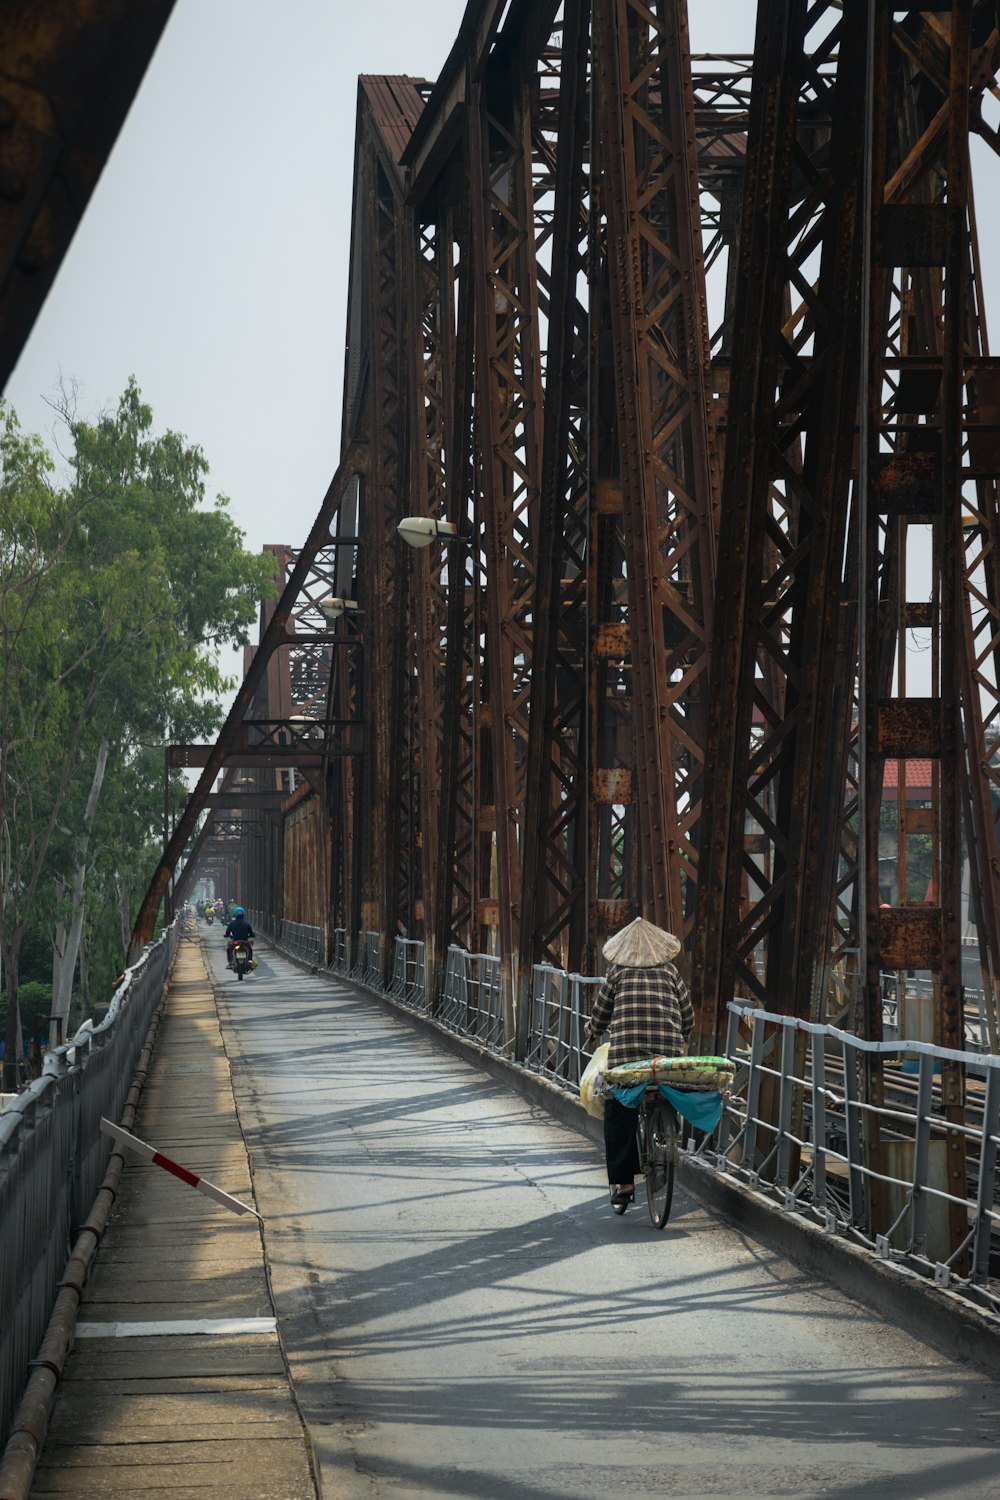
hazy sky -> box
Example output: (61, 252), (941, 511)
(5, 0), (471, 550)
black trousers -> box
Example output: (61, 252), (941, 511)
(603, 1095), (640, 1184)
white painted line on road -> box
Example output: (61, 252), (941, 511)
(100, 1117), (262, 1219)
(75, 1318), (278, 1338)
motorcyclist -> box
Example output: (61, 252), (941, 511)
(224, 906), (255, 969)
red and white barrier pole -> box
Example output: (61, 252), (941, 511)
(100, 1118), (262, 1220)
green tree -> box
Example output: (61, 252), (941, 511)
(1, 382), (274, 1086)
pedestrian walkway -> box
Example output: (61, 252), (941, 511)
(29, 933), (316, 1499)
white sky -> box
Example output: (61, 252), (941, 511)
(1, 0), (754, 688)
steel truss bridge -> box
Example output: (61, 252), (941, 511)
(113, 2), (1000, 1253)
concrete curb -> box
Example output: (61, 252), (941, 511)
(286, 949), (1000, 1379)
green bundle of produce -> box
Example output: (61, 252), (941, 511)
(604, 1054), (736, 1088)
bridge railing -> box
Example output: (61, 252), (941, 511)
(278, 920), (322, 966)
(350, 931), (382, 990)
(330, 928), (351, 974)
(0, 917), (180, 1450)
(699, 1000), (1000, 1319)
(387, 937), (427, 1010)
(247, 909), (275, 942)
(438, 947), (506, 1051)
(523, 964), (603, 1087)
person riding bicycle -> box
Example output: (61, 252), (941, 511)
(583, 917), (692, 1212)
(224, 907), (255, 969)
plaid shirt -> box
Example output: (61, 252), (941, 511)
(588, 962), (693, 1069)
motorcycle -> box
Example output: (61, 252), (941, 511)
(205, 908), (214, 925)
(231, 941), (253, 980)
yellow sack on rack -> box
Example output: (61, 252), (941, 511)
(580, 1042), (610, 1120)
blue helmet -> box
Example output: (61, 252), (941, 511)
(235, 907), (245, 917)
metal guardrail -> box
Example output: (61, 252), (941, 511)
(349, 931), (382, 990)
(330, 928), (351, 974)
(388, 937), (427, 1010)
(523, 964), (602, 1086)
(700, 1000), (1000, 1319)
(247, 908), (275, 942)
(438, 946), (506, 1051)
(0, 918), (180, 1448)
(278, 920), (322, 965)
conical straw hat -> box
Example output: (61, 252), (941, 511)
(602, 916), (680, 968)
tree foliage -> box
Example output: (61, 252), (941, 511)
(0, 381), (274, 1084)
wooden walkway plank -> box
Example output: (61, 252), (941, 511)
(29, 934), (317, 1500)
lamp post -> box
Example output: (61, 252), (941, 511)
(396, 517), (461, 548)
(319, 595), (362, 619)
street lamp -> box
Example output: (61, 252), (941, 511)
(396, 517), (461, 549)
(319, 595), (361, 620)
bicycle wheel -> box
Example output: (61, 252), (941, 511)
(644, 1099), (677, 1229)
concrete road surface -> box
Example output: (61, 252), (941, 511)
(204, 936), (1000, 1500)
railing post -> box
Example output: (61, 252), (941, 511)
(571, 976), (584, 1083)
(776, 1019), (796, 1189)
(971, 1065), (1000, 1284)
(842, 1035), (866, 1232)
(910, 1050), (936, 1256)
(811, 1028), (828, 1214)
(743, 1015), (765, 1174)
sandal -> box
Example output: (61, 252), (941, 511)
(610, 1183), (635, 1214)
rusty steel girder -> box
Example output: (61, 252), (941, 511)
(692, 0), (871, 1041)
(687, 2), (1000, 1250)
(592, 0), (718, 965)
(317, 2), (726, 1045)
(129, 454), (367, 956)
(129, 2), (1000, 1123)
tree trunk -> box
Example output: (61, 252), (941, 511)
(2, 960), (22, 1093)
(51, 879), (67, 1047)
(51, 737), (109, 1044)
(117, 875), (131, 957)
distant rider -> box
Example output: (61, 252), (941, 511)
(224, 906), (255, 968)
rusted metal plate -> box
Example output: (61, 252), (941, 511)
(476, 899), (499, 928)
(592, 767), (634, 803)
(878, 203), (948, 266)
(894, 364), (941, 415)
(902, 601), (936, 628)
(874, 451), (942, 514)
(593, 479), (623, 514)
(903, 807), (935, 835)
(877, 699), (941, 757)
(594, 622), (630, 657)
(967, 361), (1000, 469)
(878, 906), (943, 970)
(596, 898), (638, 934)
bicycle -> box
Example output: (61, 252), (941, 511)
(626, 1085), (679, 1229)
